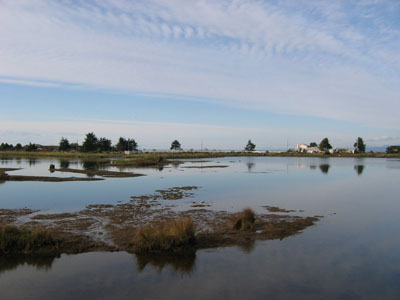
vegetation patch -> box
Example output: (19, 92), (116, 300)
(182, 165), (229, 169)
(109, 156), (169, 167)
(263, 206), (296, 213)
(133, 219), (196, 254)
(0, 168), (21, 172)
(231, 208), (256, 231)
(0, 225), (60, 256)
(31, 213), (77, 220)
(0, 209), (38, 225)
(0, 174), (104, 182)
(155, 186), (199, 200)
(55, 168), (145, 178)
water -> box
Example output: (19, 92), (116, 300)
(1, 156), (400, 299)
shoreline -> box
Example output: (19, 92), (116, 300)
(0, 186), (321, 258)
(1, 150), (399, 160)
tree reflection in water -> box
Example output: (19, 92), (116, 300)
(354, 165), (365, 175)
(0, 256), (55, 274)
(319, 164), (330, 174)
(135, 251), (196, 275)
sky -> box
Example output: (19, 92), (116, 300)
(0, 0), (399, 150)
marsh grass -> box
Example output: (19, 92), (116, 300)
(0, 225), (60, 255)
(232, 208), (256, 231)
(133, 219), (196, 253)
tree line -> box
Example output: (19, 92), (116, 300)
(0, 142), (38, 152)
(2, 134), (398, 154)
(59, 132), (139, 152)
(0, 132), (184, 153)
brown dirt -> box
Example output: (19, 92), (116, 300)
(263, 206), (297, 213)
(1, 174), (104, 182)
(55, 168), (145, 178)
(181, 165), (229, 169)
(0, 168), (21, 172)
(0, 209), (38, 225)
(1, 186), (321, 257)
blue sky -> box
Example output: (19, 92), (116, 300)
(1, 0), (399, 149)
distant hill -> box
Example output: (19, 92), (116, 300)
(366, 145), (389, 153)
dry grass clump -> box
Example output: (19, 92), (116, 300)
(232, 208), (256, 231)
(133, 219), (196, 253)
(0, 225), (60, 255)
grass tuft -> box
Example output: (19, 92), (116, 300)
(133, 219), (196, 253)
(0, 225), (60, 255)
(232, 208), (256, 231)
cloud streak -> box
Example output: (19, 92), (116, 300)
(0, 119), (371, 150)
(0, 0), (399, 130)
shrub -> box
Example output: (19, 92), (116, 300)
(0, 225), (59, 255)
(232, 208), (256, 231)
(133, 219), (195, 253)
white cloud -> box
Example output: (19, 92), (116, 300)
(0, 0), (399, 131)
(0, 119), (359, 150)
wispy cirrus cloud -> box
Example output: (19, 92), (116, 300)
(0, 0), (400, 131)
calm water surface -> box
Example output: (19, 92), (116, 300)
(1, 156), (400, 299)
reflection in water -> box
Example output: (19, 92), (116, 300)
(82, 160), (99, 170)
(237, 240), (256, 253)
(135, 252), (196, 275)
(16, 158), (21, 165)
(309, 165), (317, 170)
(29, 159), (37, 166)
(354, 165), (365, 175)
(319, 164), (330, 174)
(59, 160), (70, 169)
(0, 256), (55, 274)
(247, 162), (255, 172)
(170, 161), (181, 169)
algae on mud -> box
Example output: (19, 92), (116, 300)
(0, 184), (321, 257)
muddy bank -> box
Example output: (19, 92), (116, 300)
(54, 168), (145, 178)
(263, 206), (297, 213)
(1, 186), (321, 257)
(108, 156), (173, 168)
(181, 165), (229, 169)
(0, 168), (21, 172)
(0, 174), (104, 182)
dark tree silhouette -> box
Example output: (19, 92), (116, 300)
(245, 140), (256, 151)
(170, 140), (182, 150)
(354, 137), (366, 153)
(81, 132), (98, 152)
(319, 138), (332, 151)
(58, 137), (71, 151)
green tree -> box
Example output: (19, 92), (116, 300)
(0, 143), (13, 151)
(97, 137), (112, 152)
(319, 138), (332, 151)
(116, 137), (127, 152)
(386, 145), (400, 154)
(170, 140), (182, 150)
(354, 137), (366, 153)
(116, 137), (137, 151)
(70, 143), (79, 152)
(58, 137), (71, 151)
(25, 143), (37, 152)
(245, 139), (256, 151)
(81, 132), (98, 152)
(15, 143), (22, 151)
(127, 139), (137, 151)
(309, 142), (318, 147)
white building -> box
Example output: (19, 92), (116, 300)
(296, 144), (322, 153)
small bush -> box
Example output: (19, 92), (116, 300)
(0, 225), (59, 255)
(232, 208), (256, 231)
(133, 219), (196, 253)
